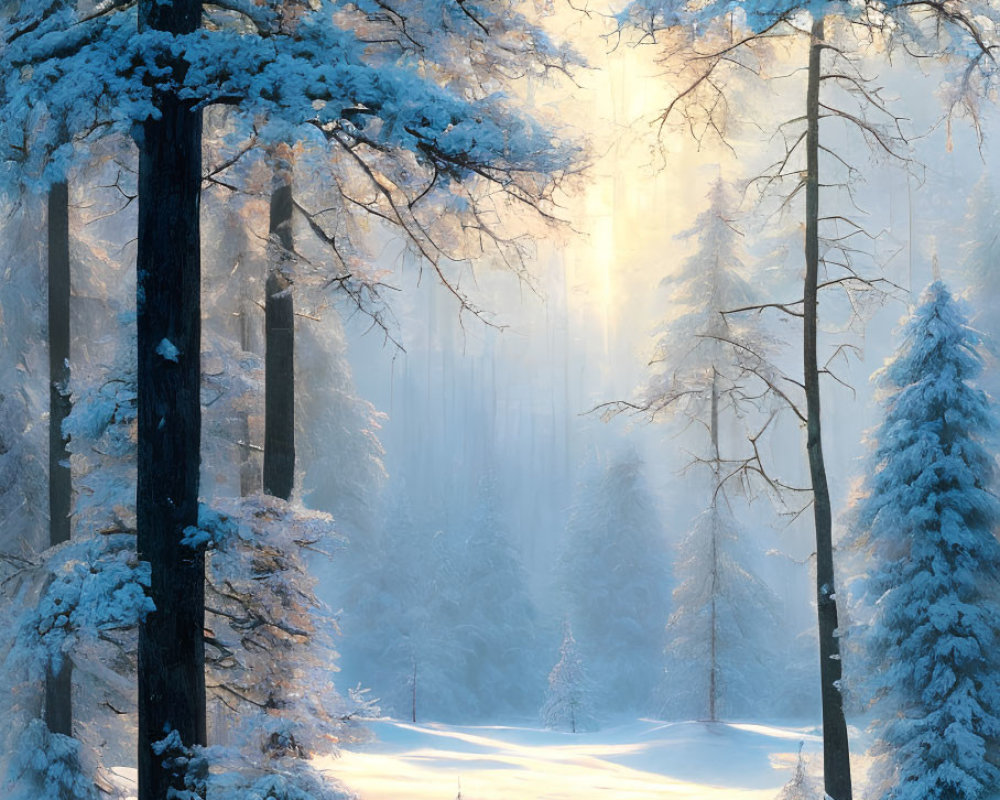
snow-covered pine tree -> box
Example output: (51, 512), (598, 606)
(639, 178), (772, 427)
(661, 502), (781, 721)
(455, 475), (541, 719)
(541, 621), (596, 733)
(853, 281), (1000, 800)
(775, 742), (822, 800)
(560, 450), (671, 715)
(333, 484), (423, 721)
(334, 481), (469, 722)
(626, 179), (782, 722)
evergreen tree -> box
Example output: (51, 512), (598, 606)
(636, 178), (782, 723)
(640, 178), (772, 426)
(456, 475), (541, 719)
(541, 622), (596, 733)
(560, 451), (671, 714)
(334, 485), (430, 720)
(661, 502), (781, 721)
(775, 743), (822, 800)
(853, 281), (1000, 800)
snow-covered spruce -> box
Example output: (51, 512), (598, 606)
(774, 742), (822, 800)
(337, 473), (540, 723)
(541, 622), (597, 733)
(5, 719), (97, 800)
(852, 281), (1000, 800)
(8, 536), (153, 685)
(661, 503), (782, 722)
(638, 178), (776, 427)
(559, 451), (671, 715)
(455, 475), (543, 719)
(633, 178), (785, 722)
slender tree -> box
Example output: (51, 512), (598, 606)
(801, 20), (852, 799)
(775, 743), (823, 800)
(663, 503), (781, 721)
(607, 178), (780, 722)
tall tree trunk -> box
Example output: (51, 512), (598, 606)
(804, 18), (852, 800)
(708, 367), (719, 723)
(263, 153), (295, 501)
(45, 179), (73, 737)
(238, 295), (259, 497)
(136, 0), (205, 797)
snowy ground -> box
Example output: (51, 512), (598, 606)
(321, 718), (828, 800)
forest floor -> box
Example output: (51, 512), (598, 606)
(324, 718), (837, 800)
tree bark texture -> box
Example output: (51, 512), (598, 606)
(263, 156), (295, 502)
(136, 0), (206, 797)
(45, 179), (73, 737)
(804, 18), (853, 800)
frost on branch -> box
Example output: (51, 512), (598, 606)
(4, 719), (97, 800)
(152, 729), (209, 800)
(10, 536), (153, 683)
(205, 495), (369, 754)
(63, 338), (137, 537)
(2, 1), (580, 194)
(181, 504), (238, 551)
(199, 495), (365, 799)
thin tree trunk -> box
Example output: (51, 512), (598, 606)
(804, 18), (852, 800)
(136, 0), (205, 796)
(708, 367), (719, 724)
(263, 154), (294, 502)
(45, 179), (73, 737)
(238, 296), (259, 497)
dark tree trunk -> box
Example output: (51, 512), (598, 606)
(45, 179), (73, 737)
(263, 158), (294, 502)
(136, 0), (205, 797)
(804, 18), (852, 800)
